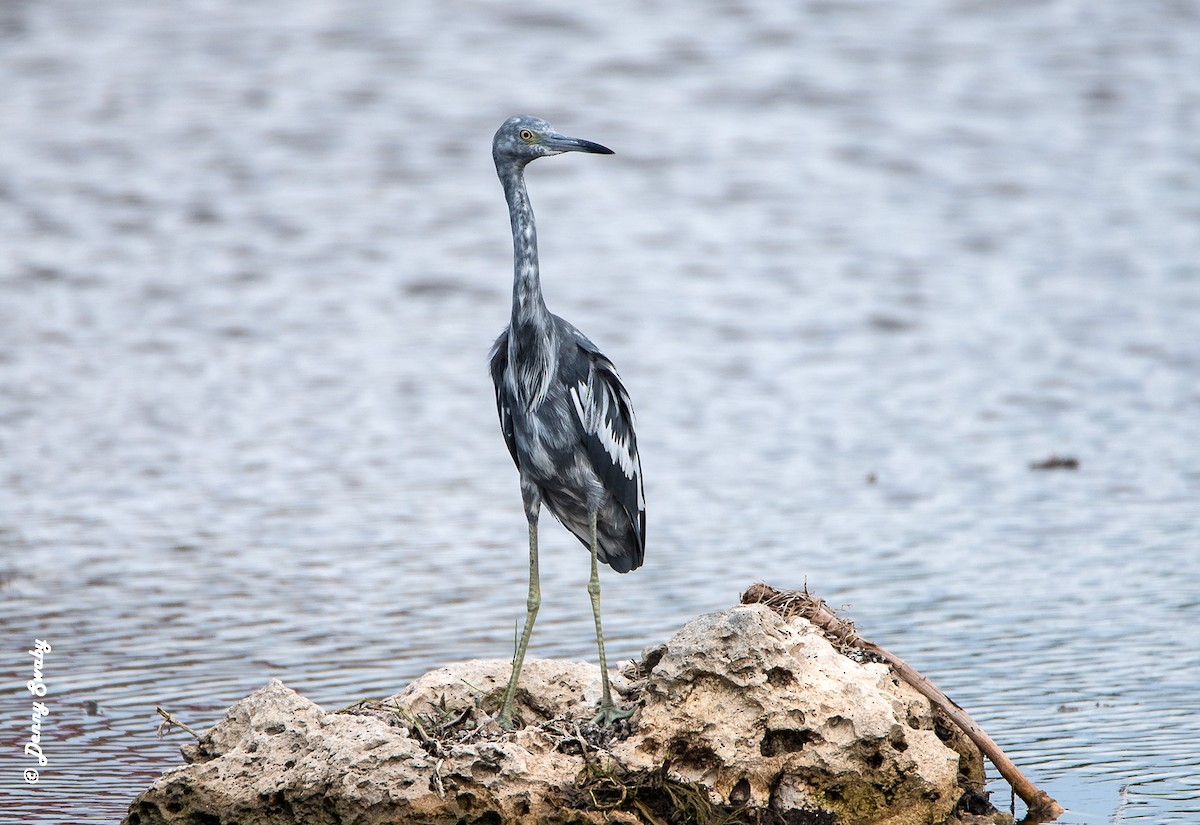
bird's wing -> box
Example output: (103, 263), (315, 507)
(488, 329), (520, 469)
(567, 332), (646, 550)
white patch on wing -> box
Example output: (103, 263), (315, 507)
(569, 383), (588, 426)
(571, 372), (637, 480)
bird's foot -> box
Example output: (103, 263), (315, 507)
(496, 702), (519, 730)
(591, 701), (635, 727)
(496, 691), (519, 730)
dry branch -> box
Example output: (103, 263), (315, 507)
(155, 705), (202, 740)
(741, 583), (1064, 822)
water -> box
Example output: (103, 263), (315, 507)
(1, 0), (1198, 821)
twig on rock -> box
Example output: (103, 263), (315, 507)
(633, 798), (670, 825)
(332, 696), (380, 713)
(431, 758), (445, 799)
(741, 583), (1065, 822)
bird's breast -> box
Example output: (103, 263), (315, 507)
(510, 392), (584, 478)
(506, 329), (557, 410)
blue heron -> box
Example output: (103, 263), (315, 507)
(487, 115), (645, 728)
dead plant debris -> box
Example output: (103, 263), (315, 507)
(568, 760), (837, 825)
(338, 691), (633, 759)
(1029, 454), (1079, 470)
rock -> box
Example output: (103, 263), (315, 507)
(127, 679), (441, 825)
(612, 604), (984, 824)
(124, 605), (999, 825)
(397, 657), (629, 725)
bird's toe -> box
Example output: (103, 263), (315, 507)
(591, 702), (636, 728)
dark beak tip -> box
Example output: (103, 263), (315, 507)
(553, 133), (614, 155)
(576, 139), (614, 155)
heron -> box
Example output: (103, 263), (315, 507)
(487, 115), (645, 728)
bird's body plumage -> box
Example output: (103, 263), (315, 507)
(488, 115), (643, 727)
(489, 317), (645, 573)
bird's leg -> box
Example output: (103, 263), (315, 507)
(587, 510), (634, 727)
(498, 514), (540, 729)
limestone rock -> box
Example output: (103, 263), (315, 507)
(124, 605), (995, 825)
(396, 656), (629, 725)
(613, 604), (981, 824)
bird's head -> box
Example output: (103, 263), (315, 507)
(493, 115), (613, 168)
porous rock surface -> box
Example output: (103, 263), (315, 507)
(124, 604), (991, 825)
(612, 605), (984, 823)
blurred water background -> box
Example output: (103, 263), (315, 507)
(1, 0), (1198, 822)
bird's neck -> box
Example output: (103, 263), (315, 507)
(499, 163), (552, 334)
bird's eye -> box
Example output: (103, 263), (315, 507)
(518, 129), (535, 142)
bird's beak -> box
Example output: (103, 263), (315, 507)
(543, 132), (614, 155)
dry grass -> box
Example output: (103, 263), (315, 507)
(740, 582), (886, 664)
(569, 758), (835, 825)
(337, 690), (633, 759)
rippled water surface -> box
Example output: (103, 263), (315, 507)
(2, 1), (1199, 822)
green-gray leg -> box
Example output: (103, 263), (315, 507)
(498, 517), (540, 728)
(588, 511), (634, 727)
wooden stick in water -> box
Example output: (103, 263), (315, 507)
(155, 705), (202, 740)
